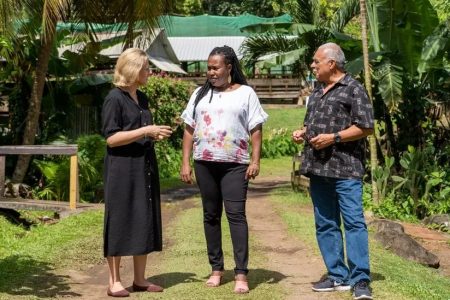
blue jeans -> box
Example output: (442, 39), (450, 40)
(309, 175), (370, 286)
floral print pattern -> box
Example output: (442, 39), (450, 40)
(181, 85), (268, 164)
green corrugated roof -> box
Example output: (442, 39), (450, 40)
(159, 13), (292, 37)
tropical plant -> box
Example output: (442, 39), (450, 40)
(372, 156), (394, 202)
(0, 0), (174, 183)
(365, 0), (449, 157)
(240, 0), (361, 79)
(32, 135), (105, 203)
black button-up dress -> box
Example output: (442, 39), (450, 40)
(102, 87), (162, 257)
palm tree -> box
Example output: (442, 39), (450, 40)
(240, 0), (360, 79)
(0, 0), (173, 183)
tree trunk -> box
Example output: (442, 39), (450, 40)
(11, 17), (57, 183)
(360, 0), (379, 204)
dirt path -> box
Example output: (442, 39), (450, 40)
(246, 178), (341, 300)
(60, 177), (339, 299)
(58, 176), (450, 299)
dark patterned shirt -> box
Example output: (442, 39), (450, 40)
(300, 74), (374, 179)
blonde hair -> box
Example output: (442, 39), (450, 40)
(113, 48), (148, 87)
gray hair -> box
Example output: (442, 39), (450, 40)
(319, 43), (346, 71)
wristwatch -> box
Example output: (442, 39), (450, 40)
(334, 132), (341, 144)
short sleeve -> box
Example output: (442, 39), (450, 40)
(181, 87), (201, 128)
(247, 89), (268, 131)
(102, 94), (122, 138)
(350, 84), (374, 129)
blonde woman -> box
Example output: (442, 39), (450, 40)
(102, 48), (172, 297)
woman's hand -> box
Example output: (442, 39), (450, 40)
(143, 125), (172, 140)
(180, 162), (193, 184)
(245, 162), (260, 180)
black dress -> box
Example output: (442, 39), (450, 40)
(102, 87), (162, 257)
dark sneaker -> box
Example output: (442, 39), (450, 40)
(312, 278), (351, 292)
(353, 281), (373, 300)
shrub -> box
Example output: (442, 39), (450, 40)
(261, 128), (300, 158)
(141, 75), (194, 148)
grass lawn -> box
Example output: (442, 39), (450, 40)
(0, 209), (104, 299)
(263, 106), (306, 132)
(1, 156), (449, 299)
(263, 157), (450, 300)
(146, 199), (286, 299)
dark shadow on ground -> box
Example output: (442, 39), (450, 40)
(248, 180), (290, 195)
(0, 255), (80, 298)
(200, 269), (287, 289)
(0, 208), (34, 229)
(371, 272), (385, 282)
(146, 272), (201, 288)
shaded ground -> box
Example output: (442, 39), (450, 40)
(57, 175), (450, 299)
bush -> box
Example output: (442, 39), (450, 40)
(141, 75), (194, 148)
(154, 139), (183, 178)
(261, 128), (300, 158)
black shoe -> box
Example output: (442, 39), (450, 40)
(353, 281), (373, 300)
(312, 277), (351, 292)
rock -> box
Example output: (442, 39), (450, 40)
(369, 219), (440, 268)
(369, 219), (404, 234)
(423, 214), (450, 231)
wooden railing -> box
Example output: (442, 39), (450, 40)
(178, 77), (304, 104)
(0, 145), (79, 209)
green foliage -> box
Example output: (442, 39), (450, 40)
(141, 75), (193, 148)
(177, 0), (286, 17)
(372, 145), (450, 220)
(240, 0), (361, 77)
(154, 139), (183, 178)
(429, 0), (450, 22)
(261, 128), (300, 158)
(372, 155), (394, 201)
(174, 0), (204, 15)
(32, 135), (105, 203)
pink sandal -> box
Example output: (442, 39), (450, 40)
(234, 274), (249, 294)
(206, 271), (223, 287)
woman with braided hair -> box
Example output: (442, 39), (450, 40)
(180, 45), (268, 294)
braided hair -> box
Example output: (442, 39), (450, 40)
(192, 45), (248, 118)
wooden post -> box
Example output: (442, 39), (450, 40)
(0, 156), (5, 198)
(69, 154), (78, 209)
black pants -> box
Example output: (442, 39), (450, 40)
(194, 160), (249, 275)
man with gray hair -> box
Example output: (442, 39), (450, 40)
(293, 42), (374, 300)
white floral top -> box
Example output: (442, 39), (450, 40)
(181, 85), (268, 164)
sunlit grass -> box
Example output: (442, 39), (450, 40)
(264, 107), (306, 132)
(143, 198), (286, 299)
(269, 188), (450, 300)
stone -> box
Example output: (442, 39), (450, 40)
(423, 214), (450, 231)
(369, 219), (440, 268)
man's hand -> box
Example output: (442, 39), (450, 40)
(309, 134), (334, 150)
(292, 128), (307, 144)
